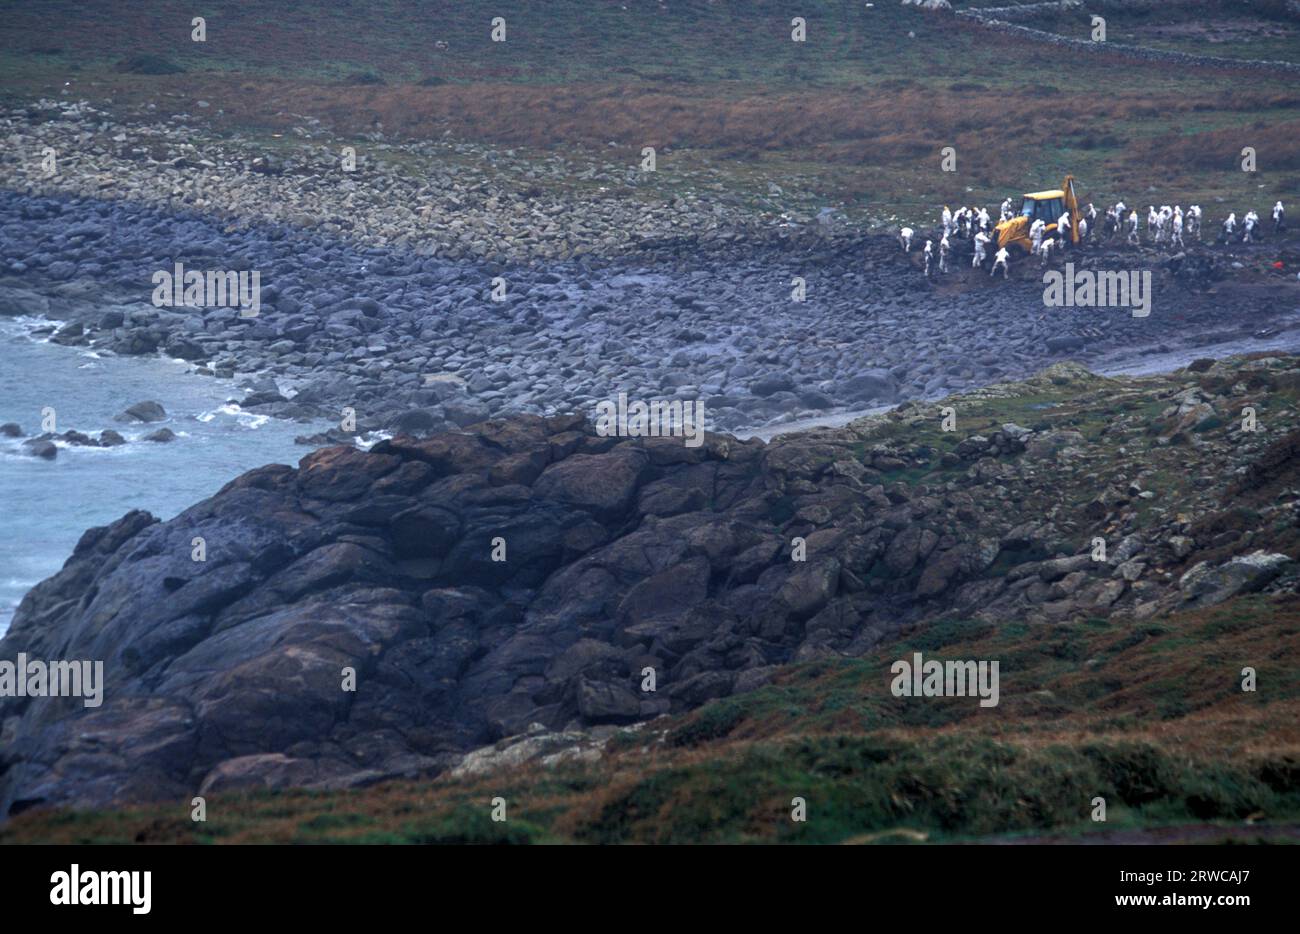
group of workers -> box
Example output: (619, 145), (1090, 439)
(898, 197), (1287, 279)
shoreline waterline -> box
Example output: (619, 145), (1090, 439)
(0, 318), (331, 635)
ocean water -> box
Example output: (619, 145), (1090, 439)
(0, 319), (329, 635)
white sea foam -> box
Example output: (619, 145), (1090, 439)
(195, 403), (270, 429)
(355, 431), (392, 450)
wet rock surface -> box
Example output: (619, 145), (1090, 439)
(4, 185), (1296, 440)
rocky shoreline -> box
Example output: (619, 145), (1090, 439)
(5, 100), (1300, 444)
(2, 354), (1298, 813)
(2, 98), (780, 265)
(4, 189), (1296, 444)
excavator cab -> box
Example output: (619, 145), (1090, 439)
(1019, 193), (1066, 225)
(993, 175), (1081, 251)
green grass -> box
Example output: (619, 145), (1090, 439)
(1007, 0), (1300, 64)
(0, 1), (1034, 87)
(574, 734), (1298, 843)
(5, 592), (1298, 844)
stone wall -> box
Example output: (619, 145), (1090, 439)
(952, 3), (1300, 75)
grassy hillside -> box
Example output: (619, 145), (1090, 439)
(987, 0), (1300, 63)
(3, 1), (1297, 85)
(1, 1), (1297, 224)
(4, 593), (1296, 844)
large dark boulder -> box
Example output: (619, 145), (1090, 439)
(1, 418), (811, 814)
(532, 448), (650, 520)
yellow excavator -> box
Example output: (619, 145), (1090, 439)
(992, 174), (1081, 251)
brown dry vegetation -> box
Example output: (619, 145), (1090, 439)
(24, 71), (1296, 209)
(253, 83), (1300, 162)
(3, 1), (1299, 211)
(1130, 117), (1300, 173)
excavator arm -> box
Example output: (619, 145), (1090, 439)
(1062, 174), (1080, 244)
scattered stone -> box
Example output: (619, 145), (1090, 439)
(1179, 552), (1294, 607)
(116, 400), (167, 423)
(21, 438), (57, 459)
